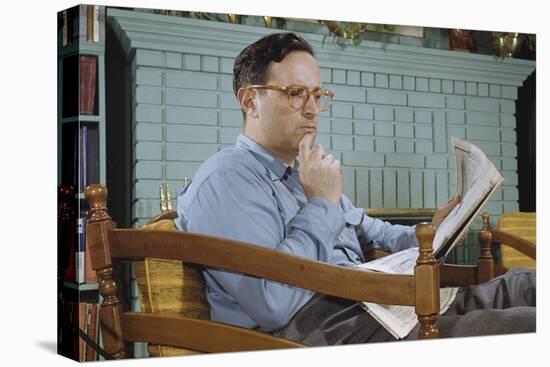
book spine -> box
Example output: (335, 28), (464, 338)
(62, 11), (68, 46)
(87, 5), (94, 42)
(85, 303), (98, 361)
(62, 223), (76, 282)
(79, 4), (86, 44)
(76, 215), (85, 284)
(84, 303), (91, 361)
(72, 6), (79, 46)
(66, 8), (73, 46)
(78, 302), (86, 362)
(82, 125), (87, 191)
(79, 55), (98, 115)
(86, 126), (99, 186)
(78, 125), (82, 192)
(93, 6), (99, 42)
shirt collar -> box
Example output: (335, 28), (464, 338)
(236, 134), (294, 181)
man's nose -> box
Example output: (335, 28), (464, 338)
(302, 93), (320, 118)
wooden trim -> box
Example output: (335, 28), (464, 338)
(440, 264), (478, 287)
(121, 313), (302, 352)
(492, 231), (536, 259)
(108, 229), (416, 305)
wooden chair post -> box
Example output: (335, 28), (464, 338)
(477, 212), (494, 283)
(85, 184), (126, 359)
(415, 222), (439, 339)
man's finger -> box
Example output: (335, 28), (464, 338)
(448, 195), (461, 204)
(311, 144), (324, 161)
(299, 133), (313, 160)
(441, 195), (460, 214)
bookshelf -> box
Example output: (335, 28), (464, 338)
(57, 4), (106, 362)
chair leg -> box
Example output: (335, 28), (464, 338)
(418, 314), (439, 339)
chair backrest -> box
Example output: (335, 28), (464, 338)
(498, 211), (536, 269)
(134, 218), (209, 356)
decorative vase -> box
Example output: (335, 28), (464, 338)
(449, 29), (476, 52)
(492, 32), (522, 58)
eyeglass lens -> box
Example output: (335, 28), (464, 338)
(288, 87), (331, 111)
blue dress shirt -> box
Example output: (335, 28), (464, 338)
(175, 134), (418, 331)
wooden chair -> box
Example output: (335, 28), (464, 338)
(84, 184), (503, 359)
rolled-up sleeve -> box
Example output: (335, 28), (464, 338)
(181, 167), (346, 331)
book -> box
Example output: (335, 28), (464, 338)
(81, 125), (87, 192)
(79, 55), (98, 115)
(86, 126), (100, 187)
(356, 137), (503, 339)
(79, 4), (87, 44)
(85, 303), (98, 361)
(78, 302), (86, 362)
(87, 5), (94, 42)
(62, 10), (68, 46)
(76, 208), (86, 284)
(71, 6), (80, 45)
(93, 6), (100, 42)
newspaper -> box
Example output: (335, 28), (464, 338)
(433, 137), (504, 259)
(356, 137), (503, 339)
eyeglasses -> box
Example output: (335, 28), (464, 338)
(246, 84), (334, 112)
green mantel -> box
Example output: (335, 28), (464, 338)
(108, 8), (534, 86)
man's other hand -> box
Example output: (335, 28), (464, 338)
(432, 195), (461, 229)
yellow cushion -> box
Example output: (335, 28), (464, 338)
(498, 212), (536, 269)
(135, 219), (210, 356)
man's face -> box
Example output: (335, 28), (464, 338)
(246, 51), (322, 163)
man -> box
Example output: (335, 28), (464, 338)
(175, 32), (535, 345)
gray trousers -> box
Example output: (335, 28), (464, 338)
(271, 268), (536, 346)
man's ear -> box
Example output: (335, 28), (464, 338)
(237, 87), (259, 118)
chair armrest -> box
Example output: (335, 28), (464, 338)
(492, 230), (536, 260)
(107, 229), (416, 306)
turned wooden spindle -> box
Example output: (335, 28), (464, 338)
(477, 212), (494, 283)
(415, 222), (439, 339)
(85, 184), (125, 359)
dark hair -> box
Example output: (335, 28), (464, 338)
(233, 33), (314, 118)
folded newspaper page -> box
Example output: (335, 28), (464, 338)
(356, 137), (503, 339)
(433, 137), (504, 258)
(361, 288), (459, 339)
